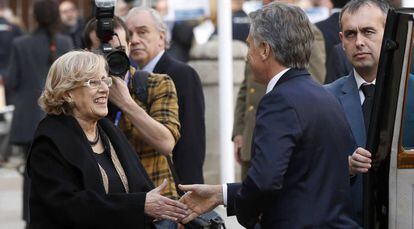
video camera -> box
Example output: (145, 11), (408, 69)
(95, 0), (130, 77)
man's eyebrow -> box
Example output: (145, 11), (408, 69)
(133, 25), (149, 30)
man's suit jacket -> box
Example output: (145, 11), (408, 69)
(227, 69), (357, 228)
(325, 71), (365, 225)
(6, 30), (73, 145)
(28, 115), (154, 229)
(153, 52), (206, 184)
(316, 12), (341, 59)
(325, 44), (352, 84)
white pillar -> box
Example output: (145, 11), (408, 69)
(218, 0), (235, 183)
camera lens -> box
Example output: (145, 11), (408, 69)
(106, 50), (130, 77)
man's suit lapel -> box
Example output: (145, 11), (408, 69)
(339, 73), (366, 147)
(153, 52), (169, 74)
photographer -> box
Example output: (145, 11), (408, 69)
(83, 16), (181, 205)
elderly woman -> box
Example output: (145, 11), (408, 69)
(27, 50), (188, 229)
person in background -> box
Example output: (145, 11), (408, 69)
(115, 0), (131, 21)
(28, 50), (189, 229)
(0, 0), (23, 164)
(155, 0), (196, 62)
(324, 0), (390, 225)
(126, 7), (206, 185)
(0, 0), (23, 106)
(6, 0), (73, 226)
(232, 0), (250, 42)
(315, 0), (351, 84)
(59, 0), (85, 49)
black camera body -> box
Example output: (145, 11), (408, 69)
(95, 3), (129, 77)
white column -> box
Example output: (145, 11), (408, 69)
(218, 0), (235, 183)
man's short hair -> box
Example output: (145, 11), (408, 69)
(249, 2), (314, 69)
(339, 0), (390, 30)
(83, 16), (130, 49)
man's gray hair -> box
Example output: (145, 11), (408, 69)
(339, 0), (390, 30)
(126, 6), (169, 48)
(249, 2), (314, 69)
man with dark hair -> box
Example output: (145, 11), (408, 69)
(179, 2), (357, 228)
(316, 0), (352, 84)
(83, 17), (130, 53)
(59, 1), (85, 48)
(325, 0), (390, 225)
(316, 0), (349, 57)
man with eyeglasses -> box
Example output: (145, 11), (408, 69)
(83, 16), (181, 208)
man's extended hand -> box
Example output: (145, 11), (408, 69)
(145, 179), (189, 222)
(233, 135), (243, 164)
(178, 184), (223, 224)
(349, 147), (372, 175)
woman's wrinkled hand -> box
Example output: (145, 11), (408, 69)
(145, 179), (190, 222)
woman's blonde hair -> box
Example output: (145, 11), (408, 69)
(38, 50), (107, 115)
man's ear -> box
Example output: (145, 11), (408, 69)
(260, 42), (271, 61)
(339, 32), (345, 50)
(159, 31), (166, 47)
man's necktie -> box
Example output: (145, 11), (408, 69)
(361, 84), (375, 131)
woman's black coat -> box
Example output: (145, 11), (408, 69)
(27, 115), (155, 229)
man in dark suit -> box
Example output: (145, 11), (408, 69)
(125, 7), (206, 185)
(315, 0), (349, 83)
(316, 0), (348, 57)
(324, 0), (390, 225)
(178, 2), (357, 228)
(325, 42), (352, 83)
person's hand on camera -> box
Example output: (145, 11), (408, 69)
(145, 179), (190, 222)
(108, 76), (135, 110)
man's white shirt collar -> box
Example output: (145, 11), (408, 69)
(141, 50), (165, 72)
(266, 68), (291, 94)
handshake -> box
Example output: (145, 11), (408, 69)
(145, 179), (224, 224)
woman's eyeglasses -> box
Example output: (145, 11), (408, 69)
(83, 77), (113, 89)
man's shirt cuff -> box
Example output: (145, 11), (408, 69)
(222, 184), (228, 206)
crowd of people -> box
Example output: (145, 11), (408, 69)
(0, 0), (407, 228)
